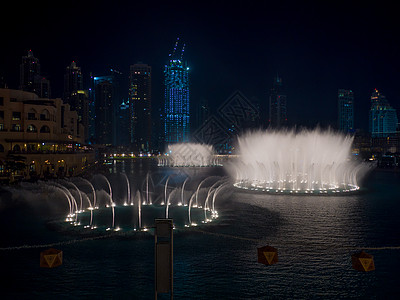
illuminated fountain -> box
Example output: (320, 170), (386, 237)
(41, 172), (228, 233)
(231, 129), (371, 195)
(158, 143), (222, 167)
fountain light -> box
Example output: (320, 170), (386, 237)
(232, 129), (371, 195)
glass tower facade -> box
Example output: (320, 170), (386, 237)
(338, 89), (354, 133)
(129, 63), (152, 152)
(90, 69), (122, 145)
(369, 89), (398, 137)
(164, 40), (190, 144)
(269, 75), (287, 128)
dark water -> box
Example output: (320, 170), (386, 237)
(1, 160), (400, 299)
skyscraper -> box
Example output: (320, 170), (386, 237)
(268, 75), (287, 128)
(90, 69), (123, 145)
(117, 99), (130, 146)
(129, 63), (152, 152)
(164, 38), (190, 144)
(19, 50), (51, 98)
(63, 61), (88, 141)
(369, 89), (398, 137)
(94, 80), (113, 144)
(338, 89), (354, 133)
(19, 50), (40, 92)
(63, 61), (83, 102)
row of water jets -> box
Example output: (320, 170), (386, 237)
(157, 156), (223, 167)
(45, 173), (230, 231)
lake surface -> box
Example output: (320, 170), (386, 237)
(1, 160), (400, 299)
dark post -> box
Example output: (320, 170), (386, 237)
(155, 219), (173, 299)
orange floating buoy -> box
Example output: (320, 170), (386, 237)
(351, 251), (375, 272)
(257, 245), (278, 265)
(40, 248), (63, 268)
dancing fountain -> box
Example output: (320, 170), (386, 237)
(231, 129), (371, 195)
(39, 171), (229, 234)
(158, 143), (222, 167)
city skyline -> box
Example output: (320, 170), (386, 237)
(1, 1), (400, 131)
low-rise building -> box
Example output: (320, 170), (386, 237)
(0, 88), (95, 182)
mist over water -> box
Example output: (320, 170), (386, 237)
(159, 143), (220, 167)
(231, 129), (372, 194)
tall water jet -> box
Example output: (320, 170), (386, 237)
(164, 174), (175, 206)
(165, 189), (177, 219)
(135, 190), (142, 229)
(195, 176), (221, 207)
(51, 186), (73, 217)
(51, 182), (78, 222)
(181, 177), (190, 206)
(231, 128), (371, 194)
(122, 173), (131, 205)
(93, 174), (115, 227)
(141, 172), (155, 205)
(79, 178), (97, 209)
(204, 177), (229, 220)
(67, 180), (93, 225)
(63, 180), (83, 212)
(145, 173), (149, 204)
(188, 192), (196, 225)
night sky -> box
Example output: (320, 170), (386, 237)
(1, 1), (399, 131)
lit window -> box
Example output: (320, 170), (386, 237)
(11, 124), (21, 132)
(12, 112), (21, 120)
(27, 124), (37, 132)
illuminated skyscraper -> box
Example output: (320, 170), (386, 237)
(63, 61), (83, 102)
(63, 61), (89, 141)
(129, 63), (152, 152)
(164, 38), (190, 143)
(268, 75), (286, 128)
(369, 89), (398, 137)
(338, 89), (354, 133)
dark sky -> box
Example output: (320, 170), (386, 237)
(1, 0), (399, 131)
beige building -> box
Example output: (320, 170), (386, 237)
(0, 88), (95, 182)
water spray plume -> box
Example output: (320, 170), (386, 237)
(231, 128), (372, 195)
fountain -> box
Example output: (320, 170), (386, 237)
(158, 143), (222, 167)
(231, 129), (371, 195)
(30, 171), (228, 235)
